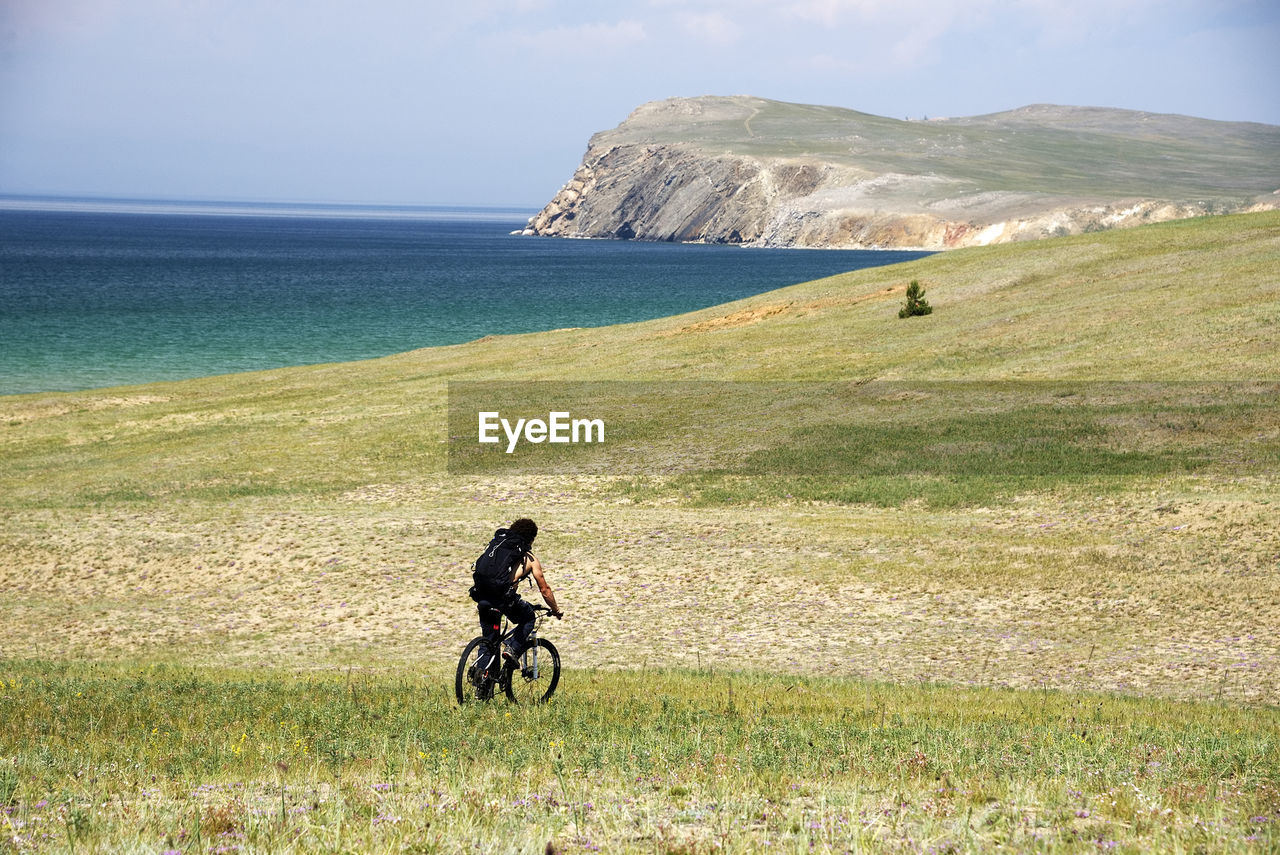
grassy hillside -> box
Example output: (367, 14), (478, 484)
(1, 212), (1277, 852)
(3, 211), (1276, 506)
(607, 96), (1280, 201)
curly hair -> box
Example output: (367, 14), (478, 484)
(508, 518), (538, 544)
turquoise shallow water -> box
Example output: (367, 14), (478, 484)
(0, 204), (930, 395)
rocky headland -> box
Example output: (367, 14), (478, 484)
(524, 96), (1280, 250)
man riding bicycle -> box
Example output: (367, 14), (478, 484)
(470, 518), (562, 666)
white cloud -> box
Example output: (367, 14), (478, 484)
(773, 0), (1178, 46)
(779, 0), (931, 26)
(495, 19), (648, 54)
(676, 11), (741, 46)
(885, 8), (967, 66)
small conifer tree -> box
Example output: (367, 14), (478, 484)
(898, 280), (933, 318)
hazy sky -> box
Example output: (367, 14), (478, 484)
(2, 0), (1277, 208)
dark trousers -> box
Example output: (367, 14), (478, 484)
(476, 588), (536, 659)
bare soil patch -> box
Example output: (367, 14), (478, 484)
(2, 479), (1275, 705)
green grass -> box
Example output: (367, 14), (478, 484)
(445, 379), (1280, 507)
(1, 662), (1276, 853)
(660, 382), (1280, 507)
(614, 96), (1280, 200)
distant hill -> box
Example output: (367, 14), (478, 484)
(524, 96), (1280, 249)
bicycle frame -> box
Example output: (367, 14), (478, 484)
(482, 610), (544, 678)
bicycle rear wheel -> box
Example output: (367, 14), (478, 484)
(455, 637), (499, 704)
(504, 638), (560, 704)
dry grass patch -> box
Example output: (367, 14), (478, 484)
(2, 479), (1275, 704)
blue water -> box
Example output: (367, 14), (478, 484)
(0, 204), (930, 395)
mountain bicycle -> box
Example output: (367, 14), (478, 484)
(455, 603), (561, 705)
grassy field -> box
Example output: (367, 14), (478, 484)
(2, 663), (1277, 853)
(2, 212), (1278, 852)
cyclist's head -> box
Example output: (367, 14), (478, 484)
(509, 518), (538, 544)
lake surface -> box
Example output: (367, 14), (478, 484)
(0, 202), (930, 395)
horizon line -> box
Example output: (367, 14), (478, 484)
(0, 193), (540, 220)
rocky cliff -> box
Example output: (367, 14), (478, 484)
(525, 96), (1280, 249)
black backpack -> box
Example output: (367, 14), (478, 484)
(472, 528), (529, 597)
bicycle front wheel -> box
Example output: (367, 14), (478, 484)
(455, 637), (499, 705)
(504, 638), (560, 704)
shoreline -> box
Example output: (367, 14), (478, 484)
(3, 207), (926, 398)
(511, 228), (935, 252)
